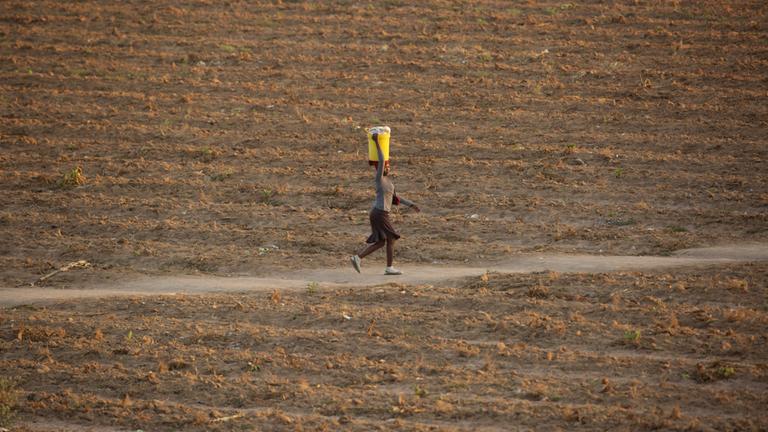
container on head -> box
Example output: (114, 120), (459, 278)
(367, 126), (390, 166)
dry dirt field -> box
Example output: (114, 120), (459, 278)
(1, 0), (767, 430)
(3, 264), (768, 431)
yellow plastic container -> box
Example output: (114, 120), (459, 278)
(367, 126), (390, 165)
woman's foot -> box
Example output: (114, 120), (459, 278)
(350, 255), (361, 273)
(384, 266), (402, 275)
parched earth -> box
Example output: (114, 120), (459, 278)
(2, 262), (768, 431)
(1, 0), (766, 286)
(1, 0), (768, 430)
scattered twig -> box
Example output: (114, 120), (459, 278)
(31, 260), (91, 286)
(211, 412), (245, 423)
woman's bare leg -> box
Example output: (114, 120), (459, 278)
(358, 240), (385, 259)
(386, 237), (396, 267)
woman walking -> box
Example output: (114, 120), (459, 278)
(350, 134), (420, 275)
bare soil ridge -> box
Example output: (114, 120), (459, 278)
(2, 243), (766, 307)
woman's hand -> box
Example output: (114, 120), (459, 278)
(411, 204), (421, 213)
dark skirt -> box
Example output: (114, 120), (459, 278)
(366, 208), (401, 244)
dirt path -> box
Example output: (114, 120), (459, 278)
(2, 244), (766, 308)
